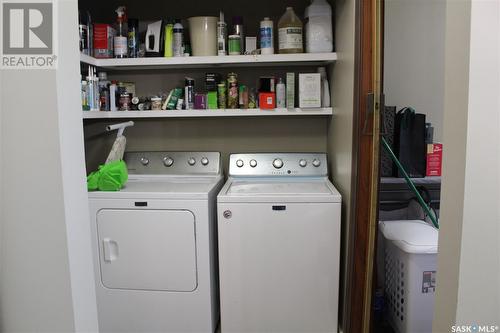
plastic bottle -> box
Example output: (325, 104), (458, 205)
(217, 11), (227, 56)
(260, 17), (274, 55)
(278, 7), (303, 54)
(127, 18), (139, 58)
(232, 16), (244, 54)
(109, 81), (117, 111)
(98, 72), (110, 110)
(164, 21), (173, 57)
(113, 6), (128, 58)
(317, 67), (331, 107)
(276, 78), (286, 108)
(305, 0), (333, 53)
(173, 19), (184, 57)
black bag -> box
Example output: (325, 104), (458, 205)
(393, 107), (426, 178)
(380, 106), (396, 177)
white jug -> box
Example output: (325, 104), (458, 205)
(305, 0), (333, 53)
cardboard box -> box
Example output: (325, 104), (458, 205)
(299, 73), (321, 108)
(286, 72), (295, 108)
(426, 143), (443, 177)
(93, 24), (115, 58)
(259, 92), (276, 109)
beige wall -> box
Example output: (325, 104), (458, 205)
(384, 0), (446, 141)
(328, 0), (356, 329)
(434, 0), (500, 330)
(0, 0), (98, 331)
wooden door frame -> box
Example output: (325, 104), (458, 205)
(343, 0), (383, 331)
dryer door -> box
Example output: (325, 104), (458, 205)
(96, 209), (197, 292)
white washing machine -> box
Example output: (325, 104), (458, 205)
(217, 153), (342, 333)
(88, 151), (223, 333)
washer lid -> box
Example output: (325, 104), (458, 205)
(218, 178), (341, 203)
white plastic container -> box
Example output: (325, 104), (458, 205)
(188, 16), (218, 56)
(379, 220), (438, 333)
(304, 0), (333, 53)
(260, 17), (274, 55)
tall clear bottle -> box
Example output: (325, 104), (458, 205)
(278, 7), (303, 54)
(114, 6), (128, 58)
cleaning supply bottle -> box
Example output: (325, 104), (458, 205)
(276, 78), (286, 108)
(318, 67), (331, 107)
(217, 11), (227, 56)
(173, 19), (184, 57)
(260, 17), (274, 55)
(113, 6), (128, 58)
(127, 18), (139, 58)
(305, 0), (333, 53)
(278, 7), (303, 54)
(164, 20), (174, 57)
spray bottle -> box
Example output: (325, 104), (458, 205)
(173, 19), (184, 57)
(114, 6), (128, 58)
(217, 11), (227, 56)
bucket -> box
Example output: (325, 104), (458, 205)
(188, 16), (217, 56)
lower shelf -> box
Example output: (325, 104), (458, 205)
(82, 108), (333, 119)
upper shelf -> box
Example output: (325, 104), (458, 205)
(80, 53), (337, 70)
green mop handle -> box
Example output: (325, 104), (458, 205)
(381, 137), (439, 229)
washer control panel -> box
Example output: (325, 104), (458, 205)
(229, 153), (328, 177)
(125, 151), (220, 175)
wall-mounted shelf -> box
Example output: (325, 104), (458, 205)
(80, 53), (337, 70)
(82, 108), (333, 119)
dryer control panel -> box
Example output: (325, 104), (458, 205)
(125, 151), (221, 175)
(229, 153), (328, 177)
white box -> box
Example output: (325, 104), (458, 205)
(379, 220), (438, 333)
(245, 37), (257, 54)
(299, 73), (321, 108)
(286, 73), (295, 108)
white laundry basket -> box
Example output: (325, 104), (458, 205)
(379, 220), (438, 333)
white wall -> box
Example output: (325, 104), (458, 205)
(434, 0), (500, 330)
(454, 0), (500, 324)
(0, 0), (98, 331)
(384, 0), (446, 142)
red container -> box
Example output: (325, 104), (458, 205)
(426, 143), (443, 177)
(259, 92), (276, 109)
(93, 24), (115, 58)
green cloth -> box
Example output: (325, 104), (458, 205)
(87, 160), (128, 191)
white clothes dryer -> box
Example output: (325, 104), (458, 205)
(88, 151), (223, 333)
(217, 153), (342, 333)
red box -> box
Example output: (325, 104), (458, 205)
(259, 92), (276, 109)
(93, 24), (115, 58)
(426, 143), (443, 177)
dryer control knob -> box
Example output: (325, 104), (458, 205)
(163, 157), (174, 167)
(249, 159), (257, 168)
(140, 157), (149, 166)
(201, 157), (209, 166)
(188, 157), (196, 166)
(312, 159), (321, 167)
(236, 159), (244, 167)
(299, 159), (307, 167)
(273, 158), (284, 169)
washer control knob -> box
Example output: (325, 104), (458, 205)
(299, 159), (307, 167)
(249, 159), (258, 168)
(188, 157), (196, 166)
(312, 159), (321, 167)
(236, 159), (244, 168)
(140, 157), (149, 166)
(201, 157), (209, 166)
(273, 158), (284, 169)
(163, 157), (174, 167)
